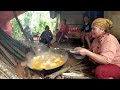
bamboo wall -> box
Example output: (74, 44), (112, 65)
(59, 11), (85, 30)
(104, 11), (120, 40)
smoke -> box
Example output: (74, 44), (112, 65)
(24, 42), (68, 69)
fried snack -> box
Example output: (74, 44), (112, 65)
(29, 54), (66, 70)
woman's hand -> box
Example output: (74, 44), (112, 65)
(74, 47), (88, 56)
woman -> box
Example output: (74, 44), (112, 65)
(39, 25), (53, 45)
(56, 19), (69, 43)
(80, 16), (92, 49)
(74, 18), (120, 79)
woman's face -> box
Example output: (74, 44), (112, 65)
(62, 20), (66, 24)
(84, 16), (89, 23)
(91, 26), (105, 38)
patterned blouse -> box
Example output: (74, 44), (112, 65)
(91, 33), (120, 67)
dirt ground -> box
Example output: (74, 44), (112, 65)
(15, 38), (95, 79)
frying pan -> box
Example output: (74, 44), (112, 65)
(26, 51), (68, 75)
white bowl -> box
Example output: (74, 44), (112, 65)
(73, 54), (85, 60)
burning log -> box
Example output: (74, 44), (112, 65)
(44, 67), (71, 79)
(44, 60), (95, 79)
(44, 61), (83, 79)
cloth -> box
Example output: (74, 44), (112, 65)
(92, 18), (113, 30)
(91, 33), (120, 67)
(56, 23), (69, 42)
(81, 22), (91, 32)
(60, 24), (69, 33)
(95, 64), (120, 79)
(1, 21), (13, 37)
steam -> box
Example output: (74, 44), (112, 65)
(21, 43), (49, 66)
(22, 42), (69, 69)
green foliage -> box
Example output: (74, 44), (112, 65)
(11, 18), (23, 39)
(11, 11), (57, 40)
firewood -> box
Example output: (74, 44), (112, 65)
(45, 66), (71, 79)
(44, 61), (83, 79)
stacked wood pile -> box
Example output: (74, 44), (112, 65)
(0, 29), (30, 68)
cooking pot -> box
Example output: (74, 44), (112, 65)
(26, 51), (68, 75)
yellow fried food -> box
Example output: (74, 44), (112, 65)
(30, 54), (66, 70)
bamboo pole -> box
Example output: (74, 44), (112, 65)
(0, 29), (29, 54)
(12, 11), (36, 55)
(13, 11), (28, 40)
(0, 34), (26, 58)
(0, 52), (15, 68)
(0, 44), (17, 67)
(0, 36), (24, 60)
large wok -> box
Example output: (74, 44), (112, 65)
(26, 51), (68, 75)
